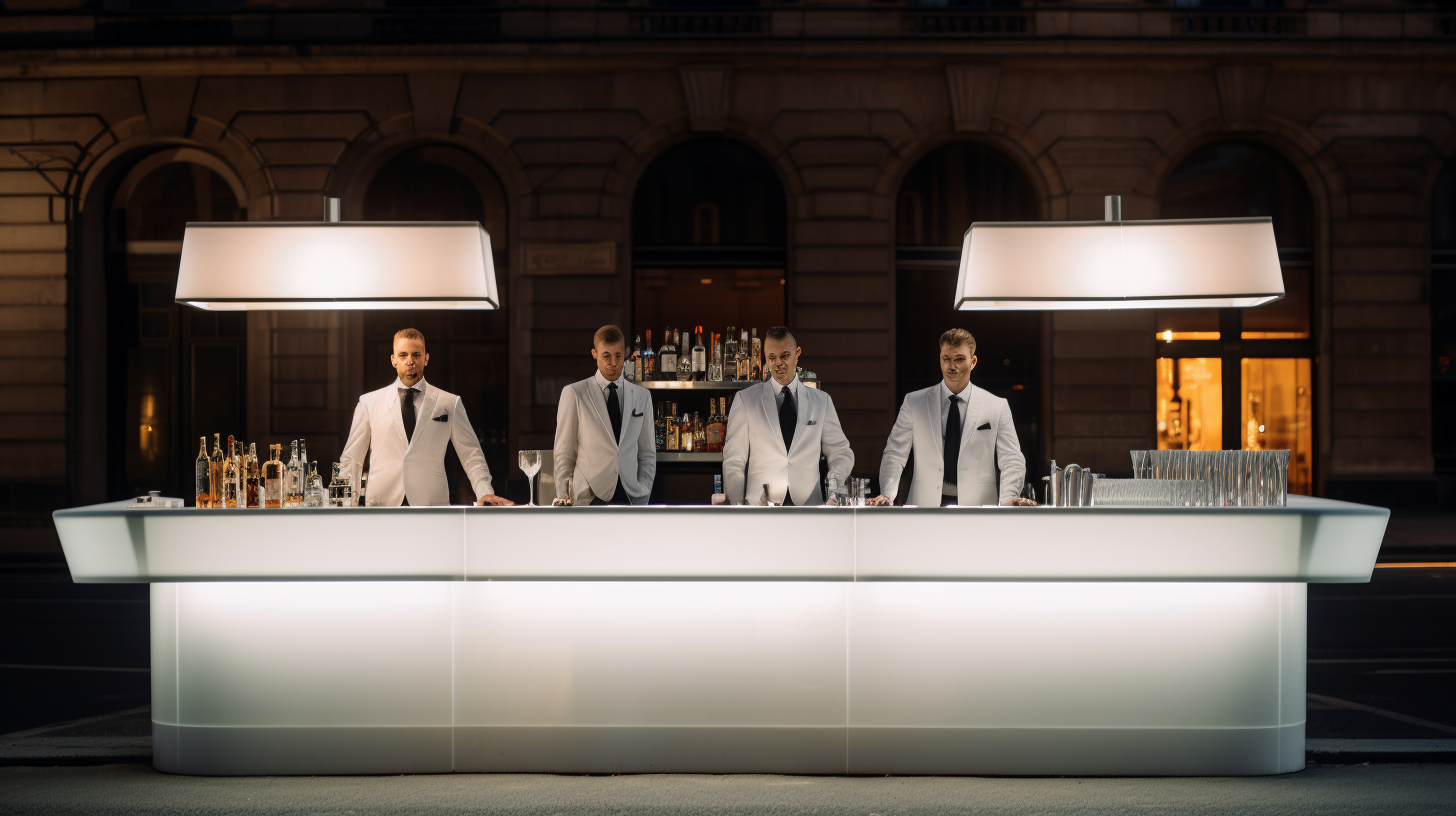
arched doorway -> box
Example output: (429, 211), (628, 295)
(631, 138), (787, 503)
(360, 145), (511, 503)
(103, 155), (248, 501)
(1432, 158), (1456, 481)
(894, 141), (1041, 494)
(1158, 141), (1316, 494)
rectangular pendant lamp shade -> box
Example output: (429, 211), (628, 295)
(955, 216), (1285, 311)
(175, 221), (500, 311)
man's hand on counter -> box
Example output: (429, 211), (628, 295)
(868, 495), (894, 506)
(1002, 497), (1039, 506)
(475, 494), (515, 506)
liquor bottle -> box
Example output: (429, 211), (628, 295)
(709, 332), (723, 382)
(666, 401), (680, 451)
(693, 411), (706, 451)
(222, 439), (240, 508)
(230, 436), (244, 507)
(675, 330), (692, 382)
(706, 398), (726, 452)
(285, 440), (303, 508)
(643, 330), (656, 380)
(713, 474), (724, 504)
(692, 327), (706, 381)
(750, 329), (762, 381)
(328, 462), (354, 508)
(659, 327), (676, 377)
(194, 437), (211, 508)
(629, 334), (641, 382)
(654, 402), (667, 451)
(245, 443), (261, 508)
(724, 327), (738, 381)
(306, 462), (326, 507)
(298, 439), (309, 490)
(737, 329), (749, 381)
(679, 412), (693, 452)
(263, 443), (284, 508)
(209, 433), (225, 508)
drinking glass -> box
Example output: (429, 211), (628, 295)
(1273, 450), (1290, 506)
(519, 450), (542, 506)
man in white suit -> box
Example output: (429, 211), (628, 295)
(722, 326), (853, 506)
(553, 325), (656, 505)
(872, 328), (1032, 507)
(340, 328), (512, 507)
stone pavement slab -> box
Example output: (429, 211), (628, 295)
(2, 763), (1455, 816)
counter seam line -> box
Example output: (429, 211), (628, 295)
(846, 509), (855, 774)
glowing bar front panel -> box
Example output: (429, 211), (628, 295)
(57, 499), (1385, 777)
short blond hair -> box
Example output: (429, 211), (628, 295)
(593, 325), (625, 348)
(393, 327), (425, 348)
(939, 328), (976, 356)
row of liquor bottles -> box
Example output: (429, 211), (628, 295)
(627, 326), (766, 383)
(655, 397), (730, 453)
(193, 433), (358, 508)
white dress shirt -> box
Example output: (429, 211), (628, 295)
(772, 375), (802, 412)
(594, 368), (626, 435)
(938, 380), (971, 497)
(396, 377), (426, 416)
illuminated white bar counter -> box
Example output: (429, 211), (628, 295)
(53, 497), (1387, 777)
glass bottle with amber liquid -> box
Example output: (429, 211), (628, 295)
(244, 442), (262, 508)
(194, 437), (211, 508)
(222, 439), (241, 508)
(665, 402), (680, 451)
(654, 402), (667, 451)
(629, 334), (641, 382)
(659, 327), (676, 378)
(750, 329), (762, 380)
(208, 433), (225, 508)
(706, 398), (727, 452)
(692, 411), (706, 451)
(263, 443), (285, 508)
(643, 329), (656, 380)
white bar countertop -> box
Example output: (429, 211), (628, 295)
(54, 495), (1387, 584)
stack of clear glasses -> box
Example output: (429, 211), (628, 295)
(1127, 449), (1289, 507)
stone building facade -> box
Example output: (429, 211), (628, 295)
(2, 2), (1453, 551)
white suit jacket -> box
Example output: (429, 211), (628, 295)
(553, 375), (656, 505)
(340, 379), (494, 507)
(722, 379), (854, 506)
(878, 382), (1026, 507)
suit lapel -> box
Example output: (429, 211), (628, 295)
(583, 379), (617, 446)
(408, 385), (440, 451)
(387, 385), (410, 450)
(925, 387), (944, 451)
(760, 384), (788, 455)
(787, 386), (812, 457)
(961, 384), (984, 456)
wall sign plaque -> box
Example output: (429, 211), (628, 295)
(523, 242), (617, 276)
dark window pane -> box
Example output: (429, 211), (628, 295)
(191, 345), (241, 440)
(140, 312), (171, 339)
(633, 139), (786, 248)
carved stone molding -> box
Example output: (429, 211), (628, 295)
(139, 76), (199, 138)
(407, 72), (464, 135)
(680, 65), (733, 133)
(945, 64), (1000, 133)
(1214, 64), (1271, 132)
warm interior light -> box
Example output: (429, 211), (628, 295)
(956, 218), (1285, 311)
(1158, 331), (1220, 342)
(176, 222), (500, 311)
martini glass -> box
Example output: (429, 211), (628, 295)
(519, 450), (541, 506)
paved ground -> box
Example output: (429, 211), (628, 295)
(3, 763), (1456, 815)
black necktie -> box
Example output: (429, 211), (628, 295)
(400, 388), (417, 443)
(944, 394), (962, 484)
(779, 385), (796, 452)
(606, 382), (622, 442)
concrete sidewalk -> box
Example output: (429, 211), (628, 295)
(3, 763), (1455, 815)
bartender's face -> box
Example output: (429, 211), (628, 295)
(763, 336), (801, 386)
(592, 340), (626, 381)
(940, 343), (976, 393)
(391, 337), (428, 387)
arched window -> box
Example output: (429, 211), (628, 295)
(106, 156), (247, 500)
(894, 141), (1040, 476)
(362, 145), (511, 502)
(631, 138), (787, 347)
(1432, 158), (1456, 476)
(1157, 141), (1316, 494)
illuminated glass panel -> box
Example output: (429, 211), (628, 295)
(1242, 358), (1313, 496)
(1156, 358), (1222, 452)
